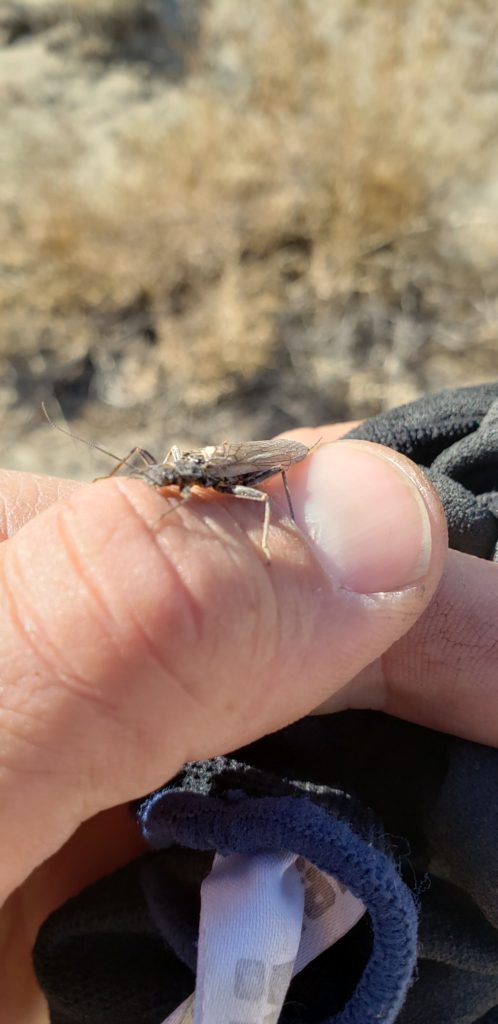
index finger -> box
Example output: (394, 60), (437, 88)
(0, 470), (81, 542)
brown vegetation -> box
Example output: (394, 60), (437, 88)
(0, 0), (497, 476)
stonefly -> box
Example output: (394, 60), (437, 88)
(42, 405), (317, 561)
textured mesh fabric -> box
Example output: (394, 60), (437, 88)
(33, 854), (194, 1024)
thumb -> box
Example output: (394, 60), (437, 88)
(0, 439), (446, 899)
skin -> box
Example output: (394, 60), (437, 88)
(0, 423), (496, 1023)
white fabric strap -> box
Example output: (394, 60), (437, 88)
(163, 850), (365, 1024)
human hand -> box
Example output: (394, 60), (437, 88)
(0, 424), (496, 1022)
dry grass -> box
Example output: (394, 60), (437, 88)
(0, 0), (497, 472)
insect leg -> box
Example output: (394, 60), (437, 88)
(153, 486), (192, 528)
(281, 470), (296, 520)
(104, 447), (157, 479)
(162, 445), (182, 465)
(220, 485), (272, 563)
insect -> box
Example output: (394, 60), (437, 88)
(42, 405), (316, 561)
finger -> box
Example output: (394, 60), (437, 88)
(0, 470), (80, 541)
(0, 440), (445, 900)
(316, 548), (498, 745)
(280, 422), (361, 448)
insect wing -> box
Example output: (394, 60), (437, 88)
(200, 439), (309, 480)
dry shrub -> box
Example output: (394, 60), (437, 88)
(0, 0), (497, 469)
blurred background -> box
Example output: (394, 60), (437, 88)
(0, 0), (497, 479)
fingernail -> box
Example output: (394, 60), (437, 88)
(299, 441), (433, 593)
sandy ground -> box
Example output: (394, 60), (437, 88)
(0, 0), (497, 479)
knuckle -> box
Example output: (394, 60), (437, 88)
(2, 475), (283, 759)
(50, 482), (229, 710)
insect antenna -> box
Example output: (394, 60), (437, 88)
(308, 436), (323, 454)
(41, 402), (124, 464)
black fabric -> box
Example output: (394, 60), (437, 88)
(32, 855), (194, 1024)
(33, 383), (498, 1023)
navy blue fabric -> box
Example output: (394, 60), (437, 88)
(234, 713), (498, 1022)
(138, 760), (418, 1024)
(33, 384), (498, 1024)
